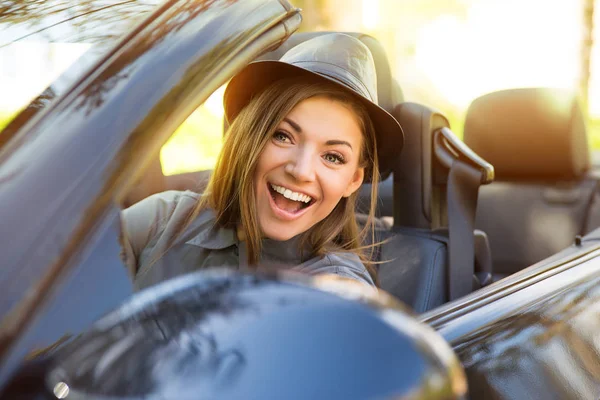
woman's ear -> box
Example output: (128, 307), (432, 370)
(342, 167), (365, 198)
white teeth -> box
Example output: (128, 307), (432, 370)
(270, 184), (312, 203)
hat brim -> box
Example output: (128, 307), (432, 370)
(224, 61), (404, 179)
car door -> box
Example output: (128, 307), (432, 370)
(421, 228), (600, 399)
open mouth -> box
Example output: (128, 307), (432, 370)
(268, 182), (316, 216)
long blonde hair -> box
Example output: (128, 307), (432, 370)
(179, 78), (381, 282)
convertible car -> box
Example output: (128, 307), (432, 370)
(1, 0), (600, 399)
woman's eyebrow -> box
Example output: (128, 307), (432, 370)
(283, 117), (302, 132)
(325, 140), (353, 150)
(284, 117), (353, 150)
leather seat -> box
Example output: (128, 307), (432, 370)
(463, 88), (594, 279)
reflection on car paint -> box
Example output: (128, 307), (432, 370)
(45, 270), (466, 399)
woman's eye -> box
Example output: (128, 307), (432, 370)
(323, 153), (346, 165)
(273, 131), (292, 143)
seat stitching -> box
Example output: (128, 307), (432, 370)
(422, 246), (444, 311)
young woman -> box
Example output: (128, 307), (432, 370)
(121, 33), (404, 291)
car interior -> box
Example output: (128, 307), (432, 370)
(122, 32), (600, 314)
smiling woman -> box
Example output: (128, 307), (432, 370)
(221, 81), (370, 256)
(120, 33), (404, 290)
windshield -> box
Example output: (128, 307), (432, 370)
(0, 1), (165, 133)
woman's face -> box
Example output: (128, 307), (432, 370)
(253, 96), (365, 241)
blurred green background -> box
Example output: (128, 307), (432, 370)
(1, 0), (599, 173)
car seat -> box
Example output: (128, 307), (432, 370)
(375, 102), (495, 311)
(463, 88), (595, 280)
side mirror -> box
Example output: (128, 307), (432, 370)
(6, 270), (467, 399)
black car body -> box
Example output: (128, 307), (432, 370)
(2, 0), (600, 399)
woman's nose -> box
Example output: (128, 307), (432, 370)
(285, 149), (316, 182)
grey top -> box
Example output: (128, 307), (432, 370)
(120, 190), (375, 290)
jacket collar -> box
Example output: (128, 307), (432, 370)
(184, 208), (237, 250)
(185, 208), (311, 264)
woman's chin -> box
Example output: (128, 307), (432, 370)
(263, 231), (296, 242)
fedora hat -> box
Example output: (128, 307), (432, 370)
(223, 33), (404, 178)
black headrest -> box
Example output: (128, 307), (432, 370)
(258, 31), (403, 119)
(463, 88), (589, 181)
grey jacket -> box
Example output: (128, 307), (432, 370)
(121, 191), (375, 290)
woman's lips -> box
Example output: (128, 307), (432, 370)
(267, 182), (314, 221)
